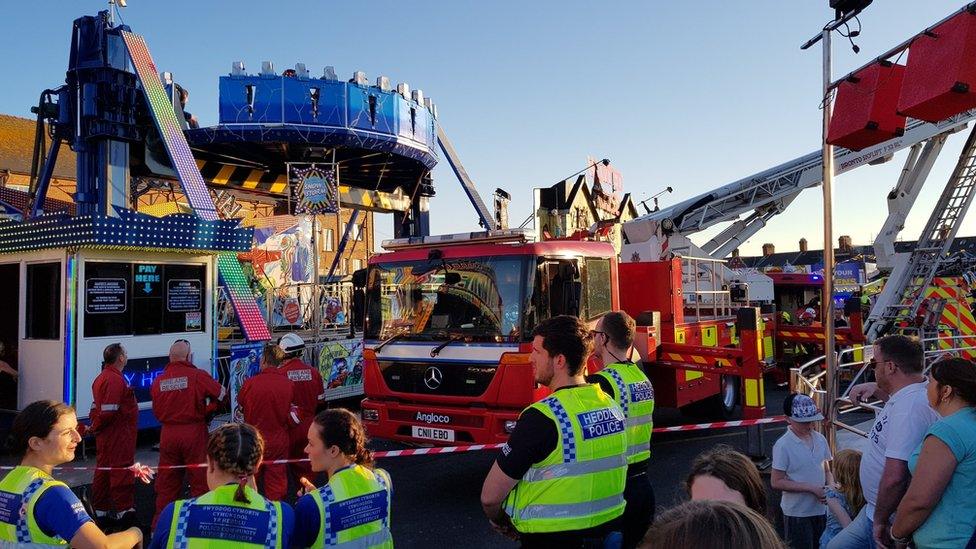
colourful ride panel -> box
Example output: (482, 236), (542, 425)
(120, 30), (219, 222)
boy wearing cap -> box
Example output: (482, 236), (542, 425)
(771, 393), (833, 549)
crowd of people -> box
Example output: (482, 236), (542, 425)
(3, 317), (976, 548)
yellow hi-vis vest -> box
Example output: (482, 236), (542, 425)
(166, 484), (285, 548)
(594, 362), (655, 464)
(0, 466), (69, 546)
(309, 465), (393, 548)
(504, 384), (628, 534)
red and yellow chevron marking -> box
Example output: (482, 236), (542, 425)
(778, 331), (827, 340)
(661, 352), (734, 368)
(921, 277), (976, 359)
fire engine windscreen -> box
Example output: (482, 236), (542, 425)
(365, 257), (528, 342)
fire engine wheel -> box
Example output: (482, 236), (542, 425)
(712, 375), (741, 419)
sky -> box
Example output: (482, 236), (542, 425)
(0, 0), (971, 256)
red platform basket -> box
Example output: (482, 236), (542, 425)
(898, 10), (976, 123)
(827, 61), (907, 151)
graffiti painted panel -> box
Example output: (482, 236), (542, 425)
(229, 342), (263, 422)
(306, 338), (364, 400)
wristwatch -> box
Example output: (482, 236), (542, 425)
(889, 526), (911, 545)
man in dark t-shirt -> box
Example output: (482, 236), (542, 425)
(481, 316), (626, 548)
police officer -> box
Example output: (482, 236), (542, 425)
(150, 339), (227, 527)
(0, 400), (142, 548)
(277, 333), (325, 485)
(481, 315), (627, 548)
(293, 408), (393, 548)
(588, 311), (655, 549)
(149, 423), (295, 548)
(89, 343), (139, 527)
(239, 342), (299, 500)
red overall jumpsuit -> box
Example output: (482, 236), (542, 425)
(238, 366), (297, 500)
(280, 357), (325, 482)
(90, 365), (139, 514)
(150, 360), (225, 526)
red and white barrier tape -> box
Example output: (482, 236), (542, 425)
(0, 415), (787, 475)
(652, 415), (786, 433)
(374, 443), (506, 458)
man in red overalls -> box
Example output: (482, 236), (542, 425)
(150, 339), (226, 526)
(90, 343), (139, 526)
(238, 342), (298, 500)
(277, 333), (324, 484)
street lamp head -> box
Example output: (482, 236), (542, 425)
(829, 0), (872, 20)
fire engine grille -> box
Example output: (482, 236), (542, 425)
(378, 361), (497, 397)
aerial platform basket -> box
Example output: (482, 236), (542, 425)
(827, 61), (906, 151)
(898, 10), (976, 122)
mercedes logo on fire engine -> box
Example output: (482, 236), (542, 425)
(424, 366), (444, 390)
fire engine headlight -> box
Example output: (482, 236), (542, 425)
(362, 409), (380, 422)
(504, 420), (518, 434)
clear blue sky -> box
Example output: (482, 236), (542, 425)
(0, 1), (970, 255)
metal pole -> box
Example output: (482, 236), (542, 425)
(312, 206), (320, 335)
(821, 28), (838, 453)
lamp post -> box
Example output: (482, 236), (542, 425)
(801, 5), (867, 452)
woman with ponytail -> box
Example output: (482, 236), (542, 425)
(292, 408), (393, 548)
(149, 423), (295, 548)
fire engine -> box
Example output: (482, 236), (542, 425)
(360, 229), (768, 445)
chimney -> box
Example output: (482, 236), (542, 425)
(762, 243), (775, 257)
(838, 235), (852, 253)
(799, 238), (808, 252)
(731, 248), (740, 257)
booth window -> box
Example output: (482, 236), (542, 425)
(84, 262), (132, 338)
(84, 261), (206, 337)
(26, 263), (61, 340)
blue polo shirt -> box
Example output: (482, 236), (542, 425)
(908, 407), (976, 548)
(26, 485), (92, 542)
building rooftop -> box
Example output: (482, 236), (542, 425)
(738, 237), (976, 268)
(0, 114), (76, 180)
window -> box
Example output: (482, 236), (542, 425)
(340, 258), (348, 275)
(584, 258), (612, 319)
(356, 224), (365, 241)
(26, 263), (60, 340)
(351, 259), (363, 272)
(365, 257), (528, 342)
(84, 262), (131, 337)
(347, 222), (364, 242)
(83, 261), (207, 337)
(323, 228), (334, 252)
(526, 259), (581, 330)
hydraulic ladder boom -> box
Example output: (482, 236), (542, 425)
(867, 124), (976, 340)
(622, 110), (976, 256)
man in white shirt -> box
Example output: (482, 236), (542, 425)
(827, 335), (938, 549)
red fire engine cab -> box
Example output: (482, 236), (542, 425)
(361, 229), (767, 445)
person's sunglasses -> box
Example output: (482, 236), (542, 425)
(868, 358), (890, 369)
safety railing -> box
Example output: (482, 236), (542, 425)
(791, 332), (976, 447)
(218, 281), (360, 344)
(680, 255), (733, 321)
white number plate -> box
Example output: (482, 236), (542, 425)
(412, 425), (455, 442)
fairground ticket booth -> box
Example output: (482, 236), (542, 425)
(0, 211), (253, 427)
